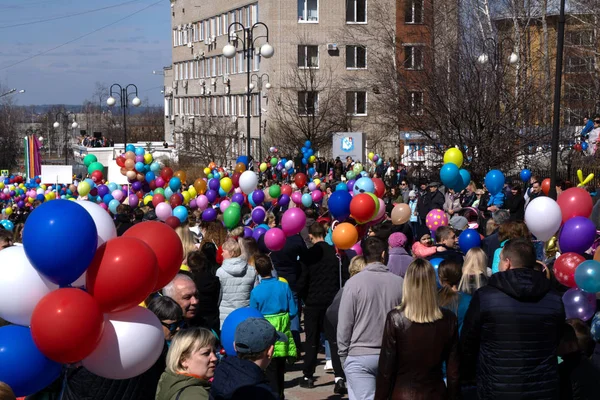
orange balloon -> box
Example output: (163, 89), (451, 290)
(234, 162), (246, 174)
(125, 151), (136, 160)
(391, 203), (411, 225)
(124, 159), (135, 171)
(174, 170), (187, 183)
(209, 162), (217, 170)
(594, 247), (600, 262)
(193, 178), (207, 194)
(332, 222), (359, 250)
(541, 178), (551, 195)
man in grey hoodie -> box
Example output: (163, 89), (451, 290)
(337, 237), (404, 400)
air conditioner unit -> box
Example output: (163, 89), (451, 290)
(327, 43), (338, 51)
(188, 42), (193, 48)
(210, 78), (216, 86)
(229, 32), (237, 42)
(207, 89), (212, 95)
(231, 116), (238, 123)
(204, 38), (209, 45)
(199, 50), (205, 57)
(211, 35), (217, 42)
(223, 75), (230, 83)
(194, 54), (200, 60)
(207, 37), (213, 45)
(200, 79), (206, 85)
(172, 81), (178, 89)
(183, 80), (188, 88)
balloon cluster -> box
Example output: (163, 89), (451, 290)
(301, 140), (315, 166)
(0, 200), (183, 395)
(368, 151), (383, 166)
(1, 175), (58, 215)
(440, 148), (471, 193)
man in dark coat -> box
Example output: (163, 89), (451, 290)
(460, 238), (565, 400)
(426, 182), (445, 213)
(427, 226), (463, 264)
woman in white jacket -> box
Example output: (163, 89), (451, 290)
(216, 238), (257, 327)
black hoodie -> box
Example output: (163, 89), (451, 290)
(460, 268), (565, 400)
(210, 356), (278, 400)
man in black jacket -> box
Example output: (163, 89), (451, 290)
(297, 222), (349, 388)
(426, 182), (445, 213)
(427, 226), (463, 264)
(460, 238), (565, 400)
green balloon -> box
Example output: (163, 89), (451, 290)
(83, 154), (98, 167)
(88, 161), (104, 174)
(229, 202), (241, 209)
(208, 173), (214, 179)
(269, 184), (281, 199)
(223, 206), (241, 230)
(346, 171), (356, 180)
(270, 157), (278, 166)
(353, 163), (363, 174)
(155, 188), (165, 195)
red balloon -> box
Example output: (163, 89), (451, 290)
(31, 288), (104, 364)
(541, 178), (551, 195)
(149, 180), (157, 190)
(350, 193), (377, 222)
(372, 178), (385, 198)
(160, 167), (174, 181)
(123, 221), (184, 291)
(169, 194), (183, 208)
(557, 187), (593, 224)
(281, 185), (292, 196)
(165, 216), (181, 229)
(231, 172), (240, 188)
(554, 252), (585, 288)
(294, 173), (307, 189)
(91, 170), (104, 183)
(574, 143), (583, 152)
(86, 237), (159, 313)
(116, 157), (126, 168)
(152, 194), (165, 207)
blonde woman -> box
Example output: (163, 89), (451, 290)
(375, 259), (459, 400)
(155, 327), (217, 400)
(175, 225), (198, 267)
(458, 247), (490, 295)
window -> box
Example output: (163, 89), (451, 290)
(254, 54), (260, 71)
(206, 58), (211, 77)
(566, 30), (594, 47)
(217, 56), (223, 76)
(565, 56), (594, 73)
(251, 4), (258, 24)
(173, 30), (178, 47)
(405, 0), (423, 23)
(193, 24), (198, 42)
(346, 45), (366, 68)
(298, 45), (319, 68)
(174, 63), (179, 80)
(404, 45), (423, 70)
(346, 0), (366, 23)
(298, 0), (318, 22)
(409, 91), (423, 115)
(184, 62), (188, 80)
(238, 52), (245, 73)
(346, 91), (367, 115)
(222, 14), (228, 35)
(298, 91), (318, 115)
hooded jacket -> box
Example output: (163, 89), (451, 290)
(155, 371), (210, 400)
(460, 268), (565, 399)
(258, 234), (306, 292)
(210, 356), (278, 400)
(216, 257), (257, 327)
(387, 247), (413, 278)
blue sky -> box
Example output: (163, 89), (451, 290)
(0, 0), (171, 106)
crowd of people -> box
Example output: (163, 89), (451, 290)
(2, 162), (600, 400)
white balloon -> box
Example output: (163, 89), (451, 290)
(525, 196), (562, 242)
(75, 200), (117, 247)
(239, 170), (258, 195)
(82, 307), (164, 379)
(0, 246), (58, 326)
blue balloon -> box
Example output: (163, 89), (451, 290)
(150, 162), (161, 172)
(429, 257), (444, 287)
(36, 194), (45, 202)
(248, 195), (257, 207)
(329, 190), (352, 221)
(22, 200), (98, 286)
(135, 162), (145, 172)
(173, 205), (189, 223)
(257, 223), (270, 231)
(302, 193), (313, 207)
(336, 182), (348, 192)
(520, 169), (531, 183)
(484, 170), (505, 196)
(221, 307), (265, 356)
(353, 177), (375, 195)
(135, 147), (145, 156)
(0, 220), (14, 232)
(125, 144), (136, 152)
(306, 149), (314, 157)
(145, 171), (156, 182)
(458, 229), (481, 253)
(440, 163), (460, 188)
(236, 156), (249, 167)
(591, 312), (600, 342)
(84, 178), (95, 188)
(169, 177), (182, 191)
(453, 169), (471, 192)
(0, 326), (62, 397)
(108, 199), (120, 214)
(305, 140), (312, 148)
(107, 182), (118, 192)
(308, 168), (315, 176)
(575, 260), (600, 293)
(164, 187), (174, 199)
(582, 141), (589, 151)
(302, 158), (308, 165)
(252, 227), (267, 241)
(219, 187), (227, 197)
(301, 147), (307, 153)
(102, 193), (114, 205)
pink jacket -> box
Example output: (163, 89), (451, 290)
(411, 241), (437, 258)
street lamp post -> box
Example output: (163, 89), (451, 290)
(0, 89), (25, 98)
(53, 112), (78, 165)
(250, 73), (271, 163)
(106, 84), (141, 151)
(222, 22), (274, 162)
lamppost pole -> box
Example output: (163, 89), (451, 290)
(223, 22), (274, 162)
(53, 111), (78, 165)
(107, 84), (141, 152)
(549, 0), (567, 200)
(250, 73), (271, 163)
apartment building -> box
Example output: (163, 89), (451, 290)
(164, 0), (396, 166)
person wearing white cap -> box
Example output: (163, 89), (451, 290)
(408, 191), (418, 238)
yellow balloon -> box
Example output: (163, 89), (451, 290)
(5, 207), (12, 215)
(144, 153), (153, 164)
(28, 197), (35, 203)
(9, 185), (14, 191)
(188, 186), (197, 198)
(204, 167), (211, 175)
(309, 155), (316, 163)
(182, 191), (191, 204)
(45, 193), (52, 201)
(19, 184), (25, 189)
(368, 152), (374, 161)
(577, 169), (584, 183)
(144, 195), (153, 205)
(0, 182), (3, 190)
(220, 177), (233, 193)
(260, 163), (268, 172)
(444, 148), (463, 168)
(314, 179), (321, 186)
(41, 184), (46, 190)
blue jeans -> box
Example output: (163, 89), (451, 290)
(290, 291), (301, 349)
(344, 354), (379, 400)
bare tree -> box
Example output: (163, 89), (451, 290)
(0, 87), (25, 171)
(176, 116), (239, 167)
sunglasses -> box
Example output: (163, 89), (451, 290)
(161, 320), (185, 333)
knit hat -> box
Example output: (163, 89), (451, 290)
(449, 215), (469, 231)
(408, 190), (416, 198)
(388, 232), (407, 248)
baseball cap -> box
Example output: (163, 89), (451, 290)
(449, 215), (469, 231)
(234, 318), (288, 354)
(428, 182), (440, 187)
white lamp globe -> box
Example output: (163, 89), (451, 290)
(106, 96), (116, 106)
(72, 122), (79, 129)
(260, 43), (274, 58)
(223, 43), (236, 59)
(132, 97), (142, 107)
(53, 122), (60, 129)
(477, 54), (488, 64)
(508, 52), (519, 64)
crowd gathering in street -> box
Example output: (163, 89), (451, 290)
(2, 151), (600, 400)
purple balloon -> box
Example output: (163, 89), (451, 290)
(252, 227), (267, 241)
(17, 200), (25, 208)
(252, 207), (266, 224)
(559, 216), (596, 254)
(347, 180), (356, 191)
(244, 227), (253, 238)
(563, 288), (596, 321)
(142, 182), (151, 193)
(278, 194), (290, 207)
(231, 192), (245, 205)
(97, 185), (109, 197)
(189, 199), (197, 209)
(208, 178), (220, 191)
(135, 155), (144, 163)
(202, 207), (217, 221)
(252, 190), (264, 205)
(155, 177), (165, 187)
(131, 181), (142, 192)
(206, 189), (218, 204)
(128, 194), (139, 208)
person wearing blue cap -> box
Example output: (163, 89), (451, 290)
(210, 318), (287, 400)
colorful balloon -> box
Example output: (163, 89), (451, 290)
(443, 148), (463, 167)
(350, 193), (377, 223)
(575, 260), (600, 293)
(524, 197), (562, 241)
(281, 208), (306, 237)
(563, 288), (596, 321)
(458, 229), (481, 253)
(332, 223), (359, 250)
(391, 203), (411, 225)
(556, 187), (593, 224)
(264, 228), (286, 251)
(559, 217), (596, 254)
(484, 170), (505, 196)
(426, 209), (449, 232)
(554, 253), (586, 288)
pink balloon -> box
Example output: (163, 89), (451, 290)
(219, 200), (231, 213)
(234, 187), (242, 194)
(374, 198), (386, 221)
(155, 177), (165, 188)
(155, 202), (172, 221)
(311, 190), (323, 203)
(350, 241), (363, 255)
(264, 228), (286, 251)
(99, 203), (108, 210)
(281, 208), (306, 236)
(291, 191), (303, 205)
(196, 195), (209, 210)
(425, 209), (449, 232)
(112, 190), (124, 202)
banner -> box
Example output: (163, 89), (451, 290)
(332, 132), (365, 163)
